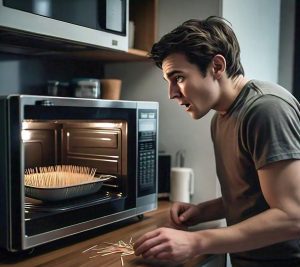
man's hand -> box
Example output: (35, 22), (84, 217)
(169, 202), (201, 228)
(134, 227), (199, 262)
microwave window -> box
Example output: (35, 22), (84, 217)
(3, 0), (126, 34)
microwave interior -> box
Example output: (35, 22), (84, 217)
(19, 105), (137, 238)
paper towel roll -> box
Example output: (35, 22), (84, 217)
(170, 167), (194, 203)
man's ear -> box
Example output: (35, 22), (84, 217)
(212, 54), (226, 79)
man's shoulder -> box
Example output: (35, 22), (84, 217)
(243, 80), (299, 115)
(249, 80), (295, 102)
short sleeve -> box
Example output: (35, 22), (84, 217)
(241, 95), (300, 169)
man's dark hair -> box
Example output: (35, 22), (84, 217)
(149, 16), (244, 78)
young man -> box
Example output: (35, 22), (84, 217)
(133, 16), (300, 267)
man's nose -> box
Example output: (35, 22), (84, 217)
(168, 84), (180, 99)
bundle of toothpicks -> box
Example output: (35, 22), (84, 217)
(82, 238), (134, 266)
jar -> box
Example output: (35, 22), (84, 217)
(72, 79), (101, 99)
(47, 80), (59, 96)
(47, 80), (71, 97)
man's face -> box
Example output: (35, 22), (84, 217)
(162, 53), (220, 119)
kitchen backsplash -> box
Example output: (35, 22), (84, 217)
(0, 52), (104, 95)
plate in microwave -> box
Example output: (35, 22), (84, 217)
(25, 178), (106, 202)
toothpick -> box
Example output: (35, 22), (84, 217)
(82, 245), (98, 253)
(84, 237), (134, 266)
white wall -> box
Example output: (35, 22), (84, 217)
(222, 0), (280, 83)
(105, 0), (221, 205)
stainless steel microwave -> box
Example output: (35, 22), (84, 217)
(0, 95), (158, 252)
(0, 0), (128, 52)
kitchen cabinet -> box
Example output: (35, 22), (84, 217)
(129, 0), (157, 54)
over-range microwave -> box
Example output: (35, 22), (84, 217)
(0, 0), (128, 52)
(0, 95), (158, 252)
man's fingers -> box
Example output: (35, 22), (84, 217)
(179, 208), (193, 222)
(142, 243), (171, 258)
(134, 229), (161, 255)
(170, 206), (181, 225)
(170, 202), (188, 225)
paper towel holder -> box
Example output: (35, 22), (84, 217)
(175, 149), (186, 167)
(170, 167), (194, 203)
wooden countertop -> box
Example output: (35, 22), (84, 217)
(0, 201), (213, 267)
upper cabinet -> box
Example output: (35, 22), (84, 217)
(129, 0), (158, 55)
(0, 0), (158, 62)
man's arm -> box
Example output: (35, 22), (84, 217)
(134, 160), (300, 261)
(196, 197), (226, 223)
(169, 197), (225, 228)
(194, 159), (300, 254)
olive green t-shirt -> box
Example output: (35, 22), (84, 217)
(211, 80), (300, 267)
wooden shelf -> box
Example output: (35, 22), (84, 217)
(54, 47), (150, 62)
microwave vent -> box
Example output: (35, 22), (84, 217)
(0, 27), (93, 56)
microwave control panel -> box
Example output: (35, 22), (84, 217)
(137, 110), (157, 197)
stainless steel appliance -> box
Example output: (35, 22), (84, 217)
(0, 95), (158, 252)
(0, 0), (128, 52)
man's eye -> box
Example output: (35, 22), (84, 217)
(176, 76), (184, 83)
